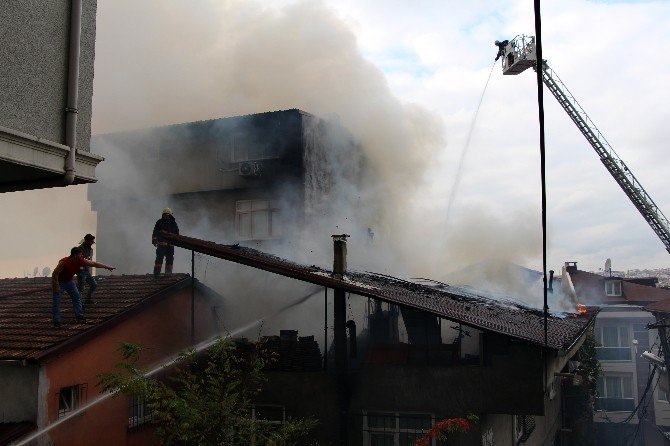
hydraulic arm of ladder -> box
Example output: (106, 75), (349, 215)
(498, 35), (670, 253)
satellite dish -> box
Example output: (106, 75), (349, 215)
(605, 258), (612, 275)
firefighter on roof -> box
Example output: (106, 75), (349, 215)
(152, 207), (179, 277)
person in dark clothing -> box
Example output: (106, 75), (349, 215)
(52, 246), (115, 327)
(494, 39), (509, 61)
(152, 207), (179, 277)
(77, 233), (98, 305)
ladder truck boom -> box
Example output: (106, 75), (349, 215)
(498, 35), (670, 254)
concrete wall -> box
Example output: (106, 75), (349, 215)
(0, 0), (97, 152)
(38, 286), (219, 446)
(0, 362), (39, 422)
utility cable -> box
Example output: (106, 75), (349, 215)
(533, 0), (548, 347)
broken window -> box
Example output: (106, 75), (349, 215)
(128, 395), (154, 428)
(605, 280), (622, 296)
(596, 374), (634, 412)
(594, 325), (631, 361)
(362, 412), (433, 446)
(57, 384), (86, 418)
(236, 200), (281, 240)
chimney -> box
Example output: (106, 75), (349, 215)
(548, 270), (554, 293)
(331, 234), (350, 443)
(565, 261), (578, 274)
(332, 234), (348, 278)
(332, 234), (349, 374)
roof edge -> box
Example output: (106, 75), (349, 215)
(33, 276), (192, 364)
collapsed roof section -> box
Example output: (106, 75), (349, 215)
(164, 233), (597, 351)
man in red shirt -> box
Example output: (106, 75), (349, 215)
(51, 246), (115, 327)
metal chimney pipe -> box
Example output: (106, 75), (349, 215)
(332, 234), (348, 278)
(332, 234), (349, 445)
(548, 270), (554, 293)
(332, 234), (349, 374)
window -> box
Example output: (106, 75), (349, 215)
(236, 200), (281, 240)
(252, 404), (286, 425)
(605, 280), (622, 296)
(594, 325), (631, 360)
(231, 136), (280, 162)
(57, 384), (86, 418)
(129, 395), (154, 428)
(513, 415), (536, 444)
(596, 375), (635, 412)
(659, 389), (668, 402)
(363, 412), (433, 446)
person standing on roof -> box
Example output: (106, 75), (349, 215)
(77, 233), (98, 305)
(152, 207), (179, 277)
(52, 246), (115, 327)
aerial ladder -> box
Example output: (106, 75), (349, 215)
(497, 35), (670, 254)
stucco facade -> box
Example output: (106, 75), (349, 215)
(0, 0), (103, 192)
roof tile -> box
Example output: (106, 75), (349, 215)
(0, 274), (189, 360)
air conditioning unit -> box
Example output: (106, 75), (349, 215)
(238, 161), (262, 177)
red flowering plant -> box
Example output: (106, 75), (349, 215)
(413, 414), (478, 446)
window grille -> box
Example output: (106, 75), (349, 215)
(362, 412), (435, 446)
(128, 395), (154, 428)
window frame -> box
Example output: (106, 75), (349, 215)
(235, 199), (281, 240)
(362, 411), (434, 446)
(231, 136), (281, 162)
(596, 374), (635, 412)
(594, 325), (631, 361)
(605, 280), (622, 296)
(57, 383), (87, 418)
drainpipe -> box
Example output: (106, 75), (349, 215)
(64, 0), (83, 184)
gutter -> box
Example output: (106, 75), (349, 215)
(64, 0), (83, 184)
(559, 307), (600, 357)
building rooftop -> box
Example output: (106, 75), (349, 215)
(0, 274), (190, 362)
(165, 233), (597, 351)
(568, 269), (670, 305)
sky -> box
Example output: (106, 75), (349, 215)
(1, 0), (669, 279)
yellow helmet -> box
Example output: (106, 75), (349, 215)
(162, 207), (173, 216)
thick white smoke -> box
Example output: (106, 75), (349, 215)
(93, 0), (542, 278)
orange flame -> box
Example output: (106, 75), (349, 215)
(576, 303), (587, 314)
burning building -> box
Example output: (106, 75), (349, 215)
(88, 108), (367, 274)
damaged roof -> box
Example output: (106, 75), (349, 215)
(165, 233), (597, 351)
(0, 274), (190, 361)
(568, 269), (670, 305)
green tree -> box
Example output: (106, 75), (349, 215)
(98, 338), (316, 445)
